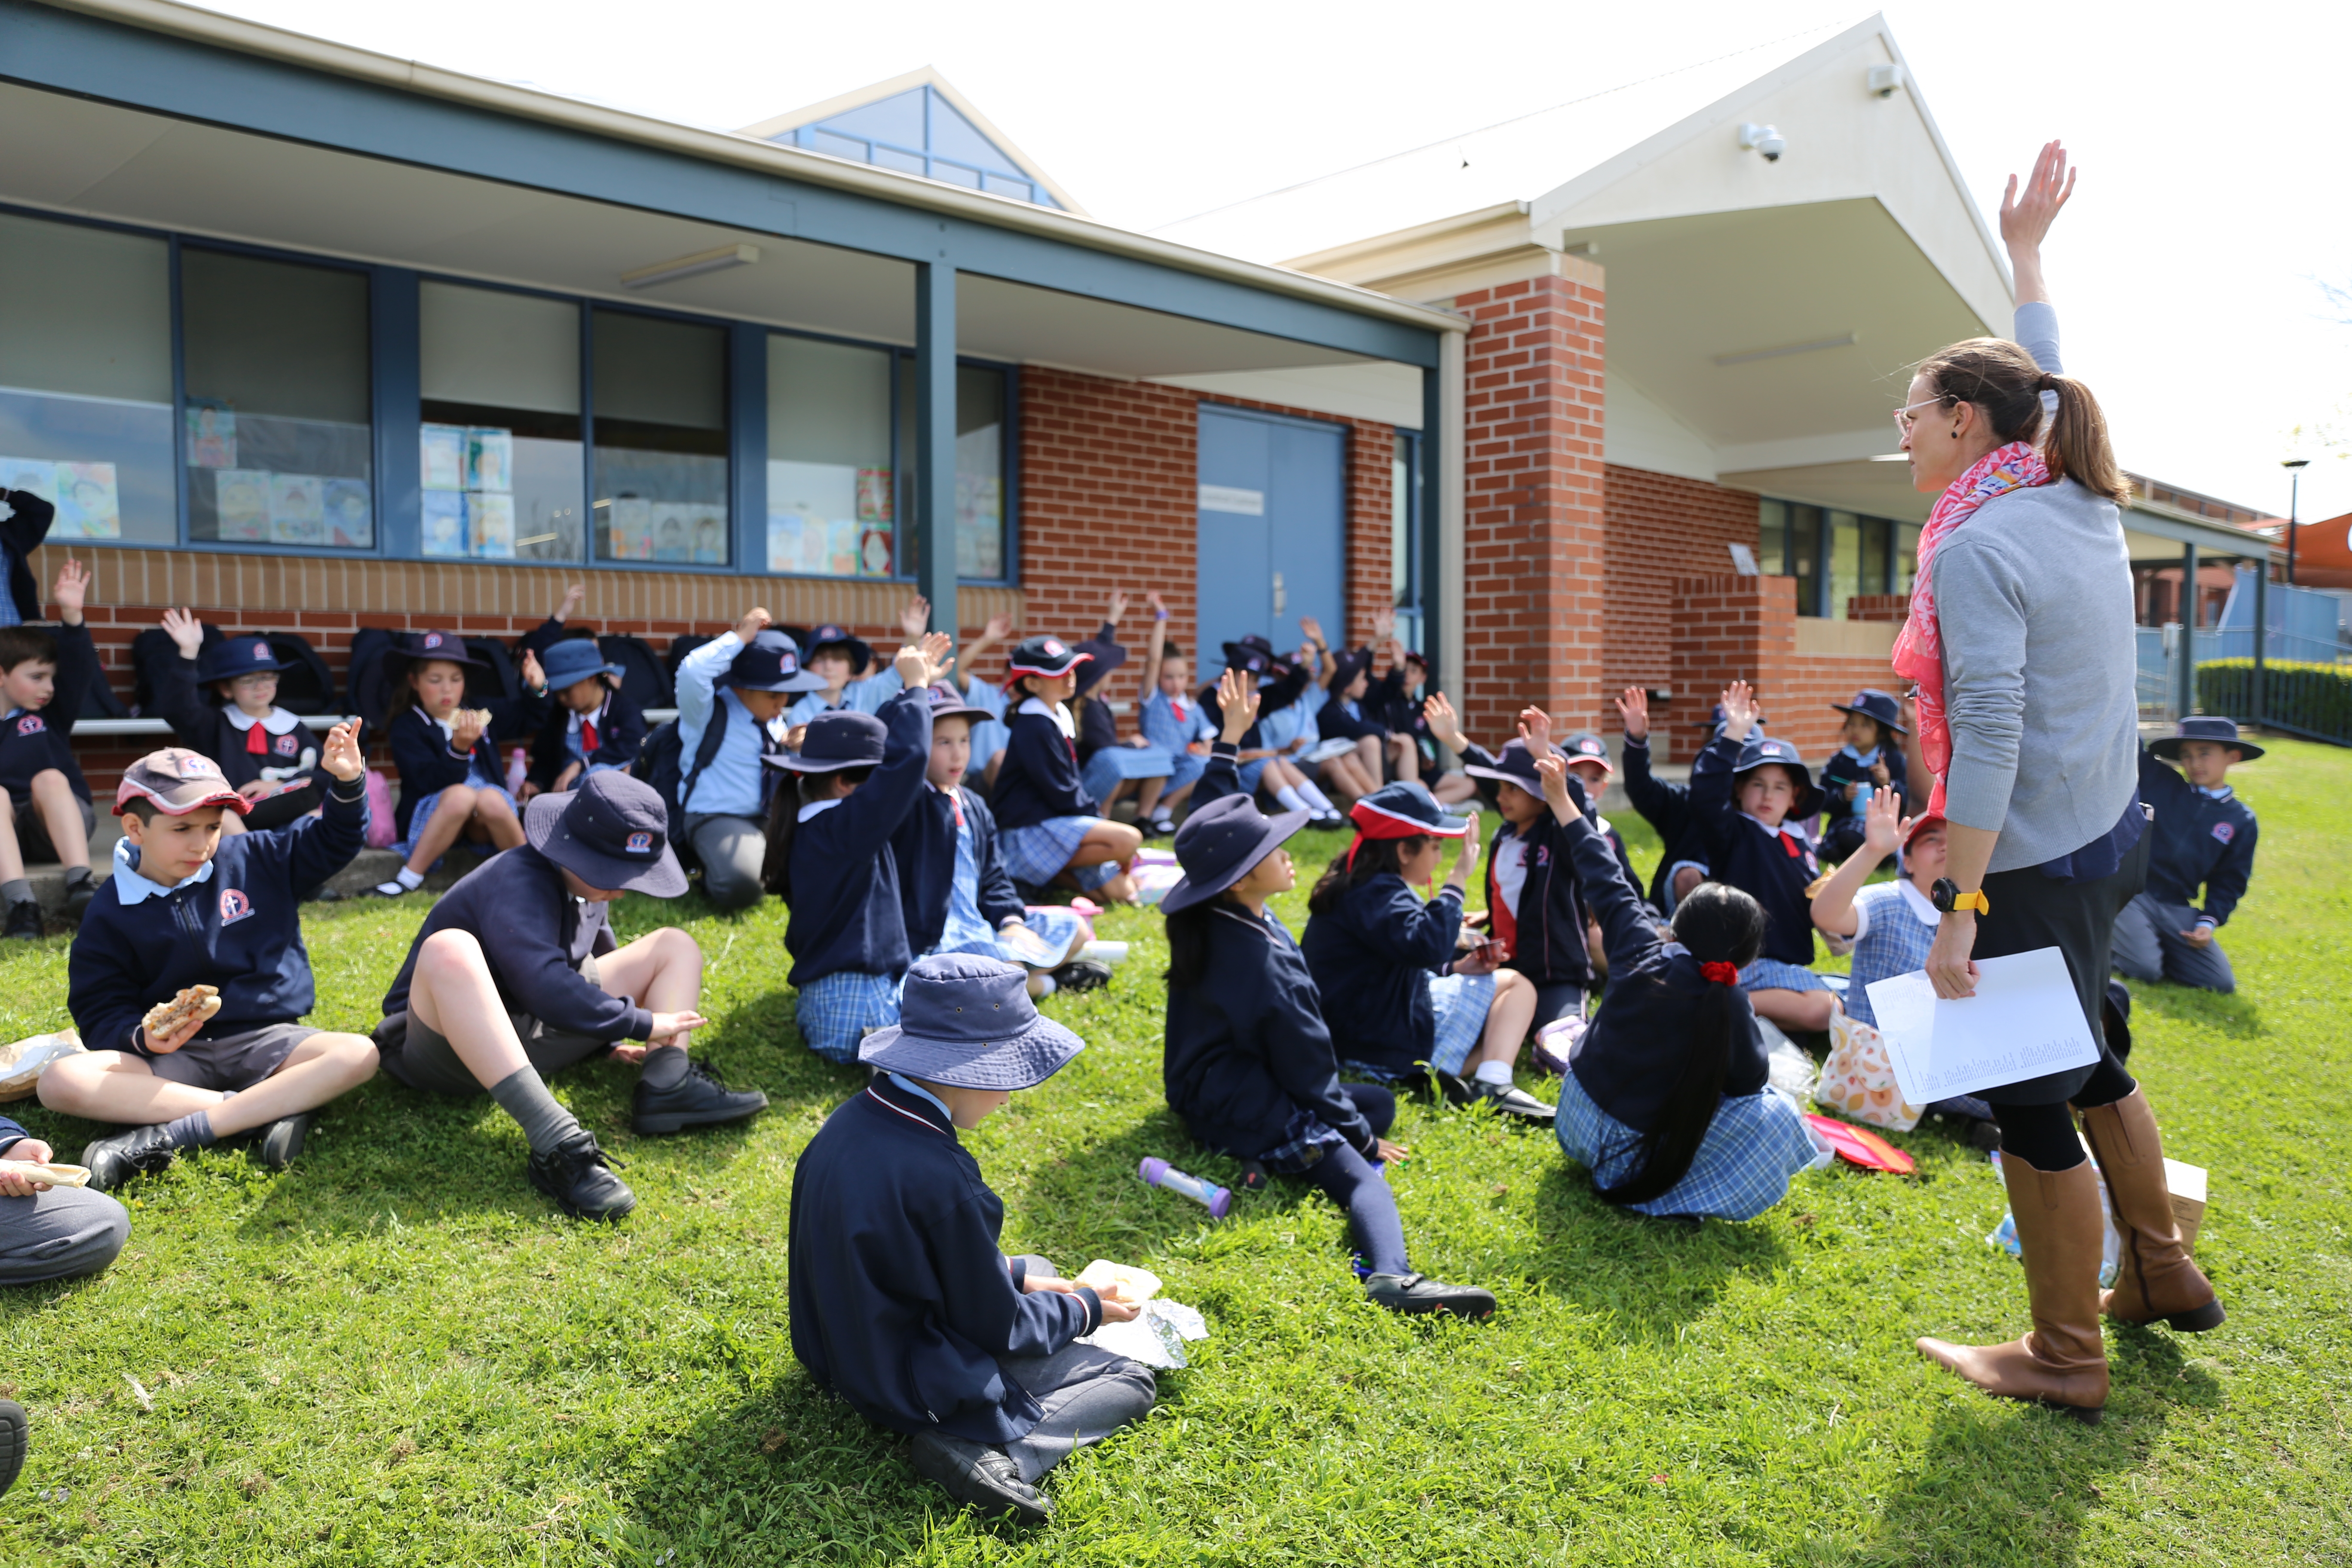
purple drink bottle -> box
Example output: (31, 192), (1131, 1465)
(1138, 1157), (1232, 1219)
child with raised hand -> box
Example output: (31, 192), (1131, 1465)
(1305, 616), (1390, 807)
(891, 682), (1101, 999)
(0, 560), (100, 933)
(1534, 753), (1822, 1220)
(152, 610), (329, 835)
(1816, 689), (1911, 862)
(1161, 705), (1498, 1320)
(1300, 778), (1551, 1122)
(1810, 788), (1948, 1029)
(2111, 718), (2261, 994)
(48, 729), (379, 1190)
(1687, 680), (1836, 1033)
(787, 595), (931, 727)
(1136, 592), (1215, 836)
(768, 634), (952, 1062)
(1613, 685), (1707, 914)
(989, 634), (1142, 902)
(791, 955), (1156, 1527)
(946, 611), (1017, 784)
(370, 630), (551, 897)
(374, 769), (763, 1221)
(674, 607), (827, 910)
(1071, 592), (1180, 833)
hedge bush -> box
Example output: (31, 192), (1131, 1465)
(2197, 657), (2352, 742)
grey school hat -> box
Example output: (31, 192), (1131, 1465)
(858, 953), (1085, 1090)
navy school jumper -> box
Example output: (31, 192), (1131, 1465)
(1619, 734), (1703, 911)
(1455, 739), (1596, 992)
(1687, 732), (1819, 968)
(891, 781), (1026, 956)
(783, 688), (932, 987)
(1198, 662), (1311, 756)
(1556, 794), (1769, 1130)
(1300, 870), (1465, 1078)
(1817, 739), (1910, 816)
(0, 620), (96, 805)
(789, 1074), (1103, 1444)
(2138, 749), (2258, 927)
(150, 654), (325, 792)
(69, 776), (367, 1056)
(988, 699), (1097, 833)
(384, 687), (552, 839)
(526, 686), (648, 793)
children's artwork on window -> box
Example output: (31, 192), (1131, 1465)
(420, 424), (467, 492)
(856, 466), (893, 524)
(214, 469), (272, 542)
(0, 457), (58, 503)
(52, 462), (121, 539)
(421, 490), (467, 557)
(827, 517), (859, 577)
(269, 472), (326, 546)
(686, 504), (727, 565)
(185, 402), (236, 470)
(322, 478), (373, 549)
(860, 524), (893, 576)
(650, 507), (692, 564)
(956, 472), (1003, 579)
(604, 497), (655, 561)
(465, 428), (514, 494)
(466, 491), (515, 558)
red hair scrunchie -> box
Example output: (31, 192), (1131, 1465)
(1699, 961), (1741, 986)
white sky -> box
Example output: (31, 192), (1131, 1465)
(190, 0), (2352, 524)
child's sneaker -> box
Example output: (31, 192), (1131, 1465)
(909, 1431), (1051, 1526)
(1046, 959), (1114, 995)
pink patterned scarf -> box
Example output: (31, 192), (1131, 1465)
(1891, 440), (2051, 815)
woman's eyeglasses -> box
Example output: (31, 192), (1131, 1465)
(1892, 396), (1951, 435)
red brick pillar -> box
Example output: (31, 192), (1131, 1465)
(1669, 573), (1797, 763)
(1455, 268), (1606, 743)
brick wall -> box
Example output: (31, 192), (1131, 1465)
(1456, 272), (1607, 741)
(1848, 593), (1910, 624)
(1667, 574), (1898, 763)
(1604, 465), (1764, 707)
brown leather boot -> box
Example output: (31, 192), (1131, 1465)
(2080, 1087), (2225, 1332)
(1917, 1150), (2110, 1422)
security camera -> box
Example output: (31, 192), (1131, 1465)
(1868, 63), (1906, 97)
(1739, 122), (1786, 162)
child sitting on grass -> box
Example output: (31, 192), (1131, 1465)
(1200, 637), (1343, 827)
(1160, 671), (1498, 1319)
(1816, 689), (1911, 863)
(1688, 681), (1836, 1034)
(373, 771), (766, 1222)
(1136, 597), (1216, 836)
(46, 736), (379, 1190)
(1070, 594), (1179, 835)
(675, 611), (827, 913)
(0, 1109), (129, 1285)
(2111, 717), (2260, 995)
(790, 953), (1156, 1528)
(989, 635), (1143, 901)
(371, 630), (551, 897)
(765, 637), (949, 1062)
(152, 611), (330, 835)
(0, 560), (100, 935)
(1534, 754), (1823, 1222)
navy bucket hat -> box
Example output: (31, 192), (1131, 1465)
(1349, 779), (1472, 839)
(858, 953), (1085, 1090)
(804, 622), (874, 674)
(1831, 688), (1908, 736)
(1731, 733), (1822, 818)
(766, 708), (891, 774)
(723, 629), (827, 695)
(1460, 737), (1543, 790)
(197, 635), (292, 686)
(2150, 715), (2263, 763)
(921, 681), (992, 726)
(1161, 793), (1308, 913)
(523, 769), (688, 897)
(539, 637), (623, 691)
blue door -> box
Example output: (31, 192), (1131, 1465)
(1196, 405), (1344, 670)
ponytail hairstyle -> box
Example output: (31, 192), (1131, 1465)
(1592, 881), (1769, 1208)
(1306, 833), (1427, 916)
(758, 765), (875, 897)
(1912, 337), (2128, 503)
(1164, 892), (1238, 991)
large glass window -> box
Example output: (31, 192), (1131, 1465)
(420, 282), (582, 563)
(766, 334), (893, 577)
(181, 248), (373, 549)
(591, 310), (727, 566)
(1895, 521), (1922, 597)
(956, 365), (1007, 580)
(1828, 510), (1862, 620)
(1756, 498), (1787, 577)
(1788, 504), (1824, 615)
(0, 214), (179, 544)
(1391, 430), (1424, 649)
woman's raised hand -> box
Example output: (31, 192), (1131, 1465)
(2000, 139), (2075, 257)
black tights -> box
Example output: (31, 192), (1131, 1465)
(1297, 1085), (1409, 1277)
(1986, 1044), (2137, 1171)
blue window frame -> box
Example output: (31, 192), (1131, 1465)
(775, 86), (1060, 210)
(1756, 496), (1919, 618)
(1391, 428), (1425, 652)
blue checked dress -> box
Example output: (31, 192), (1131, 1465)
(1556, 1073), (1825, 1220)
(1841, 881), (1939, 1028)
(794, 971), (905, 1065)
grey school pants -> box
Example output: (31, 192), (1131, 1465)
(2111, 893), (2236, 995)
(685, 813), (767, 912)
(0, 1185), (130, 1285)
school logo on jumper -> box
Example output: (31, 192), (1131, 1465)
(273, 733), (300, 757)
(1534, 846), (1553, 867)
(2211, 821), (2236, 844)
(13, 715), (42, 736)
(218, 888), (254, 925)
(625, 830), (655, 855)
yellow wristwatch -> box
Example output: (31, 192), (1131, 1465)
(1931, 878), (1989, 916)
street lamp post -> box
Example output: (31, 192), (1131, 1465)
(2284, 457), (2309, 586)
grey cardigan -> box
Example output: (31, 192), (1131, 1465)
(1931, 302), (2138, 872)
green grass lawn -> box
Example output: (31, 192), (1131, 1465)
(4, 743), (2349, 1566)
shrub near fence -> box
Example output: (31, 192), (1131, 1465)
(2198, 658), (2352, 745)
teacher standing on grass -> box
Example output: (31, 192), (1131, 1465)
(1896, 143), (2223, 1424)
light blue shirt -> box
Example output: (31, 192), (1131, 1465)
(787, 668), (905, 729)
(676, 633), (788, 820)
(932, 796), (1001, 956)
(886, 1071), (955, 1123)
(110, 838), (215, 904)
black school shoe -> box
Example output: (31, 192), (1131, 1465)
(257, 1112), (313, 1171)
(1365, 1273), (1497, 1320)
(909, 1431), (1051, 1526)
(79, 1124), (182, 1191)
(527, 1132), (635, 1221)
(1047, 959), (1114, 995)
(61, 871), (95, 922)
(0, 1399), (24, 1500)
(2, 900), (40, 941)
(1433, 1070), (1556, 1123)
(631, 1060), (769, 1136)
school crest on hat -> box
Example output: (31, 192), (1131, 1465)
(422, 631), (446, 649)
(625, 830), (655, 854)
(251, 641), (269, 660)
(1043, 639), (1066, 657)
(179, 753), (219, 778)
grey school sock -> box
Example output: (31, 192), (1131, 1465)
(161, 1110), (216, 1150)
(0, 878), (31, 908)
(62, 866), (91, 887)
(638, 1045), (689, 1091)
(487, 1066), (583, 1156)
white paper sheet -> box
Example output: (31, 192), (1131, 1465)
(1864, 946), (2098, 1104)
